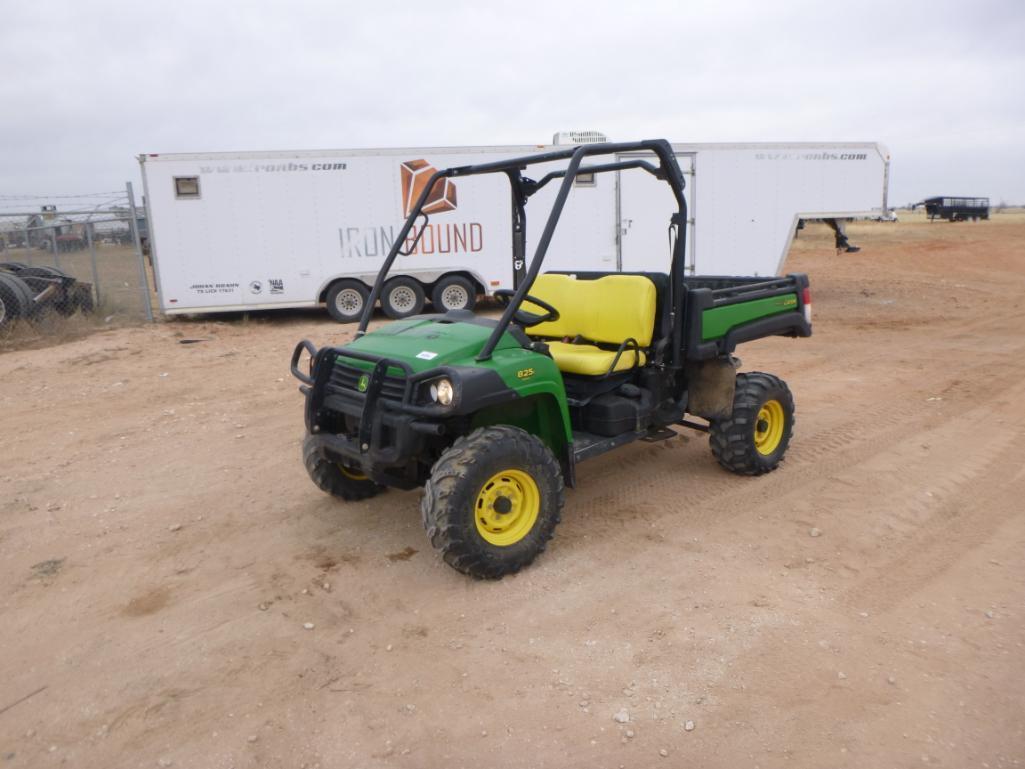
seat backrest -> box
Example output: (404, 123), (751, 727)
(526, 273), (657, 347)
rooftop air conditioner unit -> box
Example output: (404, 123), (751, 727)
(552, 130), (608, 145)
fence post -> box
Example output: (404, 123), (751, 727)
(23, 226), (32, 266)
(86, 223), (101, 306)
(126, 181), (154, 322)
(50, 225), (61, 270)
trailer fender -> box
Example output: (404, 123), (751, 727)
(316, 268), (491, 304)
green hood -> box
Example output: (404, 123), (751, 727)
(341, 317), (520, 373)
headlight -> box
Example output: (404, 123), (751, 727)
(429, 378), (454, 406)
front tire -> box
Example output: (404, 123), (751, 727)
(303, 434), (384, 501)
(422, 426), (564, 579)
(709, 372), (795, 476)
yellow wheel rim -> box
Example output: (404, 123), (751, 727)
(474, 469), (541, 547)
(754, 399), (786, 456)
(339, 464), (368, 481)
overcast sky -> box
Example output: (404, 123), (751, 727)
(2, 0), (1023, 208)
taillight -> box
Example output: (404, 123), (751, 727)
(802, 286), (812, 324)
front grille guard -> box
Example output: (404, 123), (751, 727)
(291, 339), (453, 426)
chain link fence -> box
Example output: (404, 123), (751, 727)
(0, 184), (155, 342)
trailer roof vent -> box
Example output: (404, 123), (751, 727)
(552, 130), (608, 145)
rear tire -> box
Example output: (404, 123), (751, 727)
(381, 277), (425, 319)
(303, 434), (384, 501)
(325, 279), (369, 323)
(709, 372), (795, 476)
(431, 275), (477, 312)
(422, 426), (564, 579)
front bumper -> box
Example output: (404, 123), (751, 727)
(292, 341), (449, 488)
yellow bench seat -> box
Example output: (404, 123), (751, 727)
(545, 342), (647, 376)
(525, 273), (658, 377)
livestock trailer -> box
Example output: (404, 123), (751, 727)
(139, 135), (890, 321)
(921, 196), (989, 222)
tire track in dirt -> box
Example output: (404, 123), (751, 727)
(564, 337), (1025, 545)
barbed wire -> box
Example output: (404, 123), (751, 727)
(0, 191), (127, 201)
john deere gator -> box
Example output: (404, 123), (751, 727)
(292, 139), (812, 579)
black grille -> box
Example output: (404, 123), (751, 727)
(325, 358), (407, 402)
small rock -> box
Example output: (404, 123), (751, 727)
(247, 734), (258, 743)
(809, 527), (822, 538)
(838, 672), (847, 680)
(660, 749), (669, 757)
(888, 676), (897, 685)
(158, 759), (174, 768)
(613, 709), (630, 724)
(303, 622), (315, 630)
(235, 434), (244, 439)
(386, 644), (394, 651)
(322, 583), (330, 591)
(168, 523), (183, 532)
(985, 610), (994, 619)
(684, 720), (695, 731)
(25, 730), (35, 738)
(481, 730), (487, 737)
(859, 612), (869, 617)
(625, 729), (635, 739)
(579, 700), (588, 708)
(258, 602), (269, 611)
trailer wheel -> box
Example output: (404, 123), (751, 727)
(709, 372), (795, 476)
(0, 289), (12, 329)
(431, 275), (477, 312)
(325, 279), (369, 323)
(381, 277), (425, 319)
(0, 274), (31, 329)
(303, 434), (384, 501)
(421, 425), (564, 579)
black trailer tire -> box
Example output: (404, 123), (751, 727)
(16, 265), (70, 279)
(381, 277), (425, 319)
(431, 275), (477, 312)
(421, 425), (564, 579)
(325, 279), (370, 323)
(709, 372), (795, 476)
(0, 273), (31, 328)
(0, 284), (16, 328)
(302, 434), (384, 501)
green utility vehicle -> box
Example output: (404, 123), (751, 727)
(291, 139), (812, 579)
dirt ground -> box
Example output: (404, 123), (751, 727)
(2, 212), (1024, 769)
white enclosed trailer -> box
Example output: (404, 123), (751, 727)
(139, 138), (889, 320)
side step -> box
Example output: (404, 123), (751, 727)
(572, 426), (677, 463)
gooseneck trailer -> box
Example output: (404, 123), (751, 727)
(292, 139), (813, 579)
(920, 196), (990, 222)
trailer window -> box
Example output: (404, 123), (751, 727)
(574, 172), (596, 188)
(174, 176), (201, 199)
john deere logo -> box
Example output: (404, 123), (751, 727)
(357, 374), (369, 392)
(400, 159), (457, 217)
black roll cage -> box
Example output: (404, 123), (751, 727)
(356, 139), (689, 367)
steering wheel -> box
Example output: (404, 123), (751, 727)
(493, 289), (560, 328)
